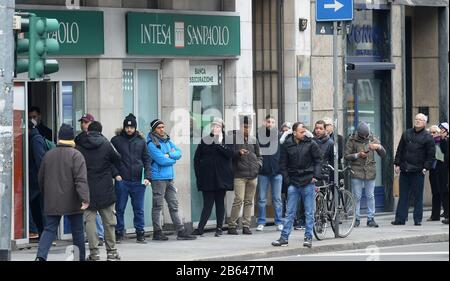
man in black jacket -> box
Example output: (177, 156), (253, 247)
(272, 122), (322, 248)
(76, 121), (122, 261)
(392, 113), (436, 226)
(111, 114), (152, 243)
(256, 115), (283, 232)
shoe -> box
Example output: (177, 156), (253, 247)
(367, 219), (379, 228)
(277, 224), (284, 231)
(115, 233), (123, 244)
(98, 237), (104, 247)
(177, 230), (197, 240)
(106, 252), (121, 261)
(303, 237), (312, 248)
(391, 220), (405, 225)
(256, 224), (264, 231)
(136, 230), (147, 244)
(441, 212), (445, 217)
(355, 219), (360, 227)
(427, 217), (440, 221)
(242, 227), (252, 235)
(414, 222), (422, 226)
(215, 227), (223, 237)
(29, 232), (39, 239)
(227, 228), (238, 235)
(191, 229), (204, 235)
(442, 218), (449, 224)
(271, 237), (288, 247)
(34, 257), (46, 261)
(86, 254), (100, 261)
(152, 230), (169, 241)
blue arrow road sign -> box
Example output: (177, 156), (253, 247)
(316, 0), (353, 22)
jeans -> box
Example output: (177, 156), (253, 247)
(96, 213), (104, 239)
(257, 174), (283, 225)
(151, 180), (184, 232)
(395, 172), (425, 224)
(281, 184), (315, 240)
(37, 214), (85, 261)
(351, 178), (376, 220)
(115, 180), (146, 234)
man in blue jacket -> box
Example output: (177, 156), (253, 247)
(147, 119), (196, 241)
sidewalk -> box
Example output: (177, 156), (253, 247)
(11, 210), (449, 261)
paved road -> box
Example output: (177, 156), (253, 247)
(253, 242), (449, 261)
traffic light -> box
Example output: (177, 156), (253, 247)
(14, 16), (30, 75)
(28, 15), (59, 80)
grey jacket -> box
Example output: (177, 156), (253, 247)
(230, 130), (263, 179)
(344, 134), (386, 180)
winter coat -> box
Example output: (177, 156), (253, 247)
(147, 132), (182, 181)
(279, 134), (322, 188)
(230, 130), (263, 179)
(257, 127), (282, 176)
(76, 131), (121, 210)
(313, 135), (334, 166)
(111, 129), (152, 182)
(29, 128), (47, 201)
(394, 128), (436, 173)
(344, 134), (386, 180)
(194, 133), (234, 191)
(38, 144), (89, 216)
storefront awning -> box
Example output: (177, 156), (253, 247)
(390, 0), (449, 7)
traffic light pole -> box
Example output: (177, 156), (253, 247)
(0, 0), (15, 261)
(333, 20), (340, 238)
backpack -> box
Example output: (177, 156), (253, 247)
(44, 138), (56, 151)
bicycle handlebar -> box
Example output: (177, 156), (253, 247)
(323, 164), (354, 174)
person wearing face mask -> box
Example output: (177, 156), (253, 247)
(344, 121), (386, 228)
(192, 118), (234, 237)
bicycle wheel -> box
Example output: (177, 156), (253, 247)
(313, 192), (332, 240)
(331, 189), (356, 238)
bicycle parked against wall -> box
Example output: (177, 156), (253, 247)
(313, 165), (356, 240)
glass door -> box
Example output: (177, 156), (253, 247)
(189, 63), (224, 225)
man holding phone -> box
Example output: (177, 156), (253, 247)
(344, 121), (386, 228)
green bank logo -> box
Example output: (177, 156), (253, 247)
(128, 12), (240, 56)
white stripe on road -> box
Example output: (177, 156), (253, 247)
(298, 252), (449, 257)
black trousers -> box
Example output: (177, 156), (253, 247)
(429, 161), (449, 219)
(198, 190), (226, 231)
(29, 194), (44, 235)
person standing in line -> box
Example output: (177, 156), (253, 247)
(392, 113), (435, 226)
(76, 121), (122, 261)
(227, 115), (263, 235)
(111, 114), (152, 243)
(192, 118), (234, 237)
(344, 121), (386, 228)
(35, 124), (89, 261)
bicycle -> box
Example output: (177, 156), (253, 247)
(313, 165), (356, 240)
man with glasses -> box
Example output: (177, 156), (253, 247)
(392, 113), (435, 226)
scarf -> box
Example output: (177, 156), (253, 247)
(150, 131), (169, 149)
(58, 140), (76, 147)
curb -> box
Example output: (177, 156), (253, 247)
(195, 233), (449, 261)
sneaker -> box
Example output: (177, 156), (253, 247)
(391, 220), (405, 225)
(355, 219), (360, 227)
(271, 237), (288, 247)
(367, 219), (379, 228)
(242, 227), (252, 235)
(303, 237), (312, 248)
(106, 252), (121, 261)
(215, 227), (223, 237)
(227, 228), (238, 235)
(191, 229), (204, 235)
(152, 230), (169, 241)
(177, 230), (197, 240)
(256, 224), (264, 231)
(441, 212), (445, 217)
(277, 224), (284, 231)
(442, 218), (449, 224)
(414, 222), (422, 226)
(86, 254), (100, 261)
(29, 232), (39, 239)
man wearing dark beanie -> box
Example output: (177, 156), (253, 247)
(147, 119), (197, 241)
(110, 113), (152, 244)
(35, 124), (90, 261)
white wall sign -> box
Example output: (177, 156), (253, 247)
(189, 65), (218, 86)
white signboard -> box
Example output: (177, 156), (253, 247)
(189, 65), (219, 86)
(298, 101), (311, 127)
